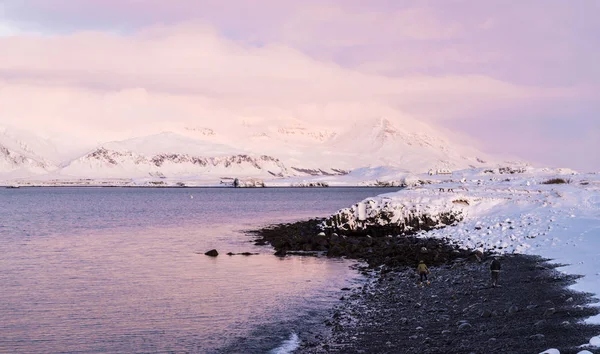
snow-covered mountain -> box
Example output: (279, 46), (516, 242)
(0, 127), (58, 178)
(0, 114), (508, 183)
(58, 132), (346, 179)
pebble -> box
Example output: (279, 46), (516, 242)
(481, 309), (493, 318)
(543, 308), (556, 317)
(458, 323), (472, 331)
(534, 320), (546, 329)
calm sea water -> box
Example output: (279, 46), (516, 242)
(0, 187), (397, 353)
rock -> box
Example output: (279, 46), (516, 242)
(543, 308), (556, 317)
(529, 334), (545, 340)
(416, 326), (424, 331)
(458, 323), (472, 331)
(274, 249), (287, 257)
(481, 309), (493, 318)
(508, 305), (519, 314)
(526, 304), (538, 310)
(534, 320), (546, 329)
(204, 249), (219, 257)
(400, 317), (408, 325)
(409, 335), (419, 340)
(442, 330), (451, 335)
(565, 297), (574, 303)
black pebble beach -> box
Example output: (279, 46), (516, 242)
(250, 219), (600, 354)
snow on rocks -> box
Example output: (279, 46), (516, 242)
(322, 167), (600, 327)
(539, 349), (560, 354)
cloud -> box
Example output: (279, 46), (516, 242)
(0, 23), (558, 129)
(0, 1), (598, 171)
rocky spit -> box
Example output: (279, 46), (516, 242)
(248, 219), (600, 354)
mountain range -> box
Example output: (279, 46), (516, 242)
(0, 116), (505, 183)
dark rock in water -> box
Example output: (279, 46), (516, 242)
(204, 249), (219, 257)
(247, 218), (474, 268)
(226, 252), (258, 256)
(274, 249), (287, 257)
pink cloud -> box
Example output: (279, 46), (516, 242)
(0, 1), (598, 170)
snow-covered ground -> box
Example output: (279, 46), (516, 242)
(315, 166), (599, 353)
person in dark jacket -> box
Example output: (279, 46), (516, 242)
(490, 257), (501, 287)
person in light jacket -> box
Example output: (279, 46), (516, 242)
(416, 260), (430, 285)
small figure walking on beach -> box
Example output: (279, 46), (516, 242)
(417, 260), (430, 286)
(490, 257), (501, 287)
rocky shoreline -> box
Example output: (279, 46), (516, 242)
(248, 219), (600, 354)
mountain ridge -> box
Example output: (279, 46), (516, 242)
(0, 116), (509, 182)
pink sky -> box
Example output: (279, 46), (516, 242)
(0, 0), (598, 170)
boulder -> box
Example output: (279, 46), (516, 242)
(274, 249), (287, 257)
(204, 249), (219, 257)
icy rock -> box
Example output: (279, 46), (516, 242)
(539, 349), (559, 354)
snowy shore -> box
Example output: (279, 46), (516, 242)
(250, 166), (600, 353)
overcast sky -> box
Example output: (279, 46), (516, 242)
(0, 0), (598, 170)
